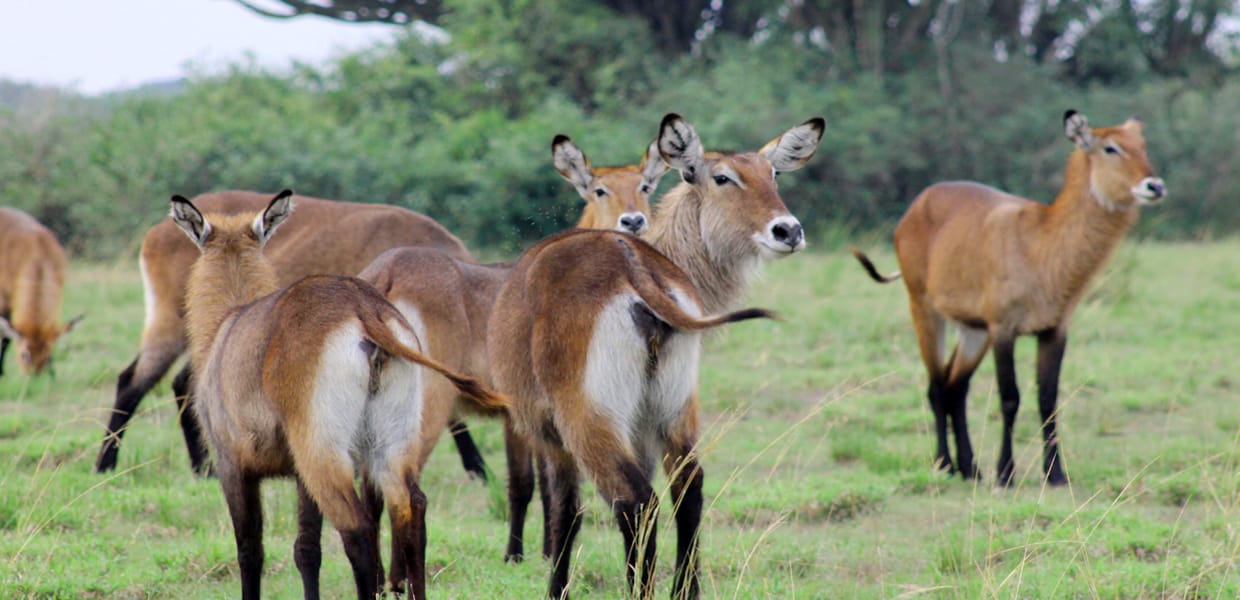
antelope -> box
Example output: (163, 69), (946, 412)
(357, 134), (669, 564)
(170, 190), (505, 599)
(554, 134), (666, 234)
(487, 113), (823, 599)
(852, 110), (1165, 487)
(0, 207), (79, 376)
(93, 190), (476, 475)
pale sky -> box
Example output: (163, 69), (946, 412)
(0, 0), (400, 95)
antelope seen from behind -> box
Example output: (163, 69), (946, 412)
(487, 113), (824, 599)
(852, 110), (1166, 486)
(0, 207), (79, 376)
(358, 133), (670, 564)
(95, 190), (474, 475)
(170, 190), (505, 599)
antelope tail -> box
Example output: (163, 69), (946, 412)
(362, 318), (509, 411)
(850, 247), (902, 284)
(617, 236), (777, 330)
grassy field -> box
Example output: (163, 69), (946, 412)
(2, 240), (1239, 598)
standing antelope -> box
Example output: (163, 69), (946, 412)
(170, 190), (505, 599)
(0, 207), (79, 376)
(487, 113), (823, 599)
(358, 134), (669, 564)
(852, 110), (1166, 486)
(94, 190), (475, 475)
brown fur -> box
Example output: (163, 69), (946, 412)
(0, 207), (72, 375)
(176, 192), (501, 599)
(553, 134), (666, 235)
(853, 112), (1165, 486)
(96, 190), (474, 473)
(487, 114), (823, 599)
(358, 138), (673, 562)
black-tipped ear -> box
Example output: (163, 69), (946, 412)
(256, 189), (295, 244)
(169, 195), (210, 248)
(551, 135), (595, 198)
(761, 116), (826, 173)
(657, 113), (705, 184)
(1063, 110), (1095, 150)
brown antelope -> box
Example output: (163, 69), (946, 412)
(553, 134), (666, 234)
(487, 113), (823, 599)
(170, 190), (505, 599)
(0, 207), (79, 376)
(357, 134), (670, 564)
(94, 190), (475, 475)
(852, 110), (1165, 487)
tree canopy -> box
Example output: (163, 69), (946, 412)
(1, 0), (1238, 258)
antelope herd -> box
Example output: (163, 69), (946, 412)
(0, 110), (1166, 599)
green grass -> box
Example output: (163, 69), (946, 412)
(2, 241), (1240, 598)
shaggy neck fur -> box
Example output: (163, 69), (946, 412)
(645, 182), (759, 314)
(184, 230), (280, 372)
(1037, 149), (1139, 305)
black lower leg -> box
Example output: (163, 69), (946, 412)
(294, 480), (323, 600)
(361, 475), (387, 593)
(504, 421), (535, 563)
(0, 336), (9, 376)
(927, 379), (955, 475)
(614, 462), (657, 598)
(1037, 330), (1069, 485)
(220, 467), (264, 600)
(171, 364), (212, 476)
(449, 419), (489, 481)
(403, 475), (428, 600)
(669, 458), (703, 600)
(993, 338), (1020, 486)
(339, 523), (380, 599)
(944, 374), (978, 480)
(538, 454), (553, 560)
(546, 458), (582, 600)
(96, 356), (172, 473)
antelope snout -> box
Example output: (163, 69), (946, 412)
(761, 216), (805, 255)
(619, 212), (648, 235)
(1133, 177), (1166, 204)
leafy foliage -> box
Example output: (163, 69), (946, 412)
(0, 0), (1238, 258)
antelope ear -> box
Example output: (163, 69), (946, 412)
(62, 314), (84, 335)
(551, 135), (596, 199)
(761, 117), (825, 173)
(657, 113), (705, 184)
(638, 139), (670, 194)
(170, 194), (211, 249)
(1064, 110), (1096, 150)
(254, 189), (294, 245)
(1123, 115), (1144, 133)
(0, 316), (20, 342)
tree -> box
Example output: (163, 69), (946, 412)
(233, 0), (444, 25)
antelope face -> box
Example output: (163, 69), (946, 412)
(1065, 111), (1166, 209)
(0, 318), (77, 376)
(658, 114), (824, 260)
(553, 136), (668, 234)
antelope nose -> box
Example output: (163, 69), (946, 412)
(619, 213), (647, 234)
(771, 220), (803, 248)
(1146, 178), (1165, 198)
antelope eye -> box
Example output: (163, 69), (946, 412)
(594, 188), (606, 197)
(712, 174), (730, 186)
(639, 184), (650, 194)
(1104, 145), (1121, 156)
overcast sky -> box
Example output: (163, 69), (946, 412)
(0, 0), (399, 95)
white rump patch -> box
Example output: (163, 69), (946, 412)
(583, 296), (648, 442)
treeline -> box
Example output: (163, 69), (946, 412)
(0, 0), (1237, 259)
